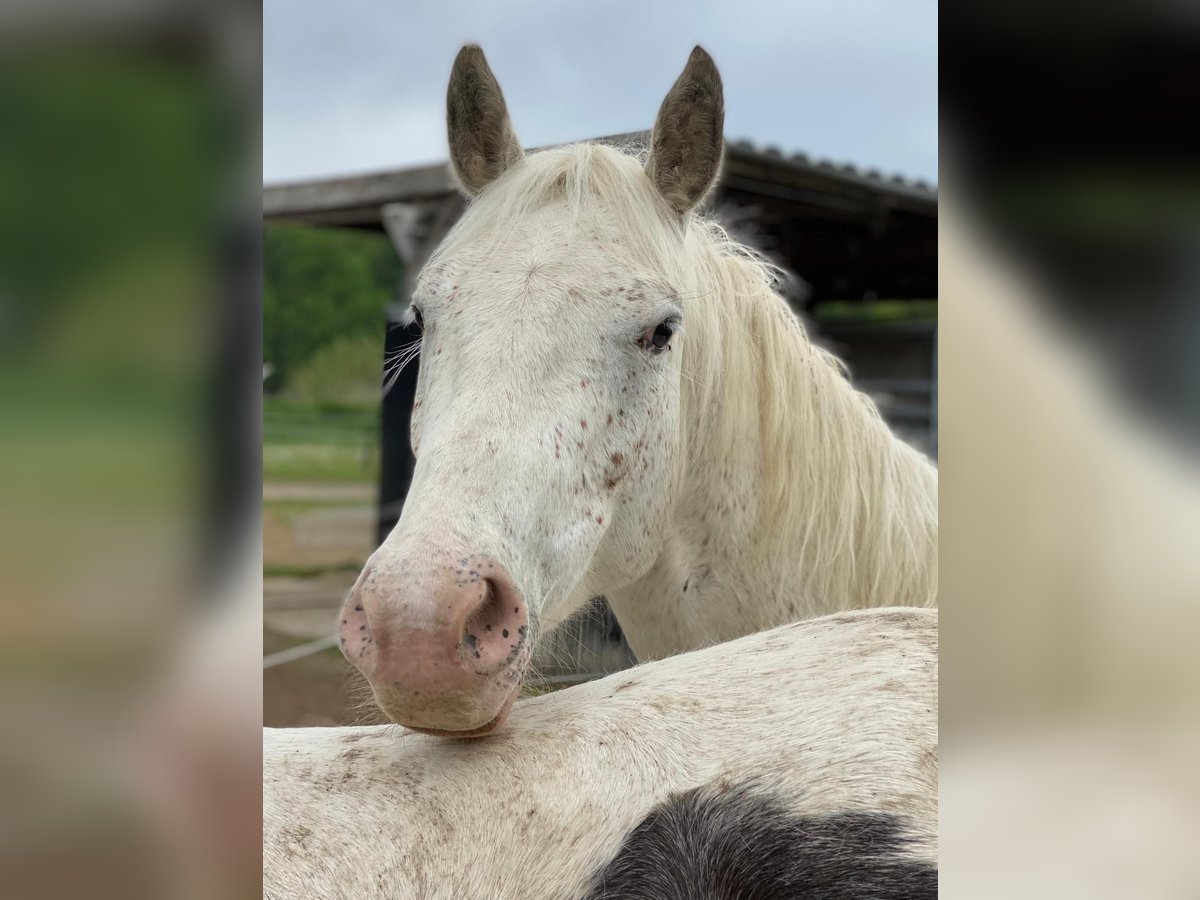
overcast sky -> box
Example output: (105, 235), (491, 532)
(263, 0), (937, 186)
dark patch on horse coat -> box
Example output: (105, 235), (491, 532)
(583, 784), (937, 900)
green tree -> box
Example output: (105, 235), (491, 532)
(263, 223), (401, 390)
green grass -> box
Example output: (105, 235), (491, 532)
(263, 396), (380, 483)
(811, 299), (937, 323)
(263, 562), (364, 578)
(263, 497), (370, 517)
(263, 443), (379, 483)
(263, 396), (378, 441)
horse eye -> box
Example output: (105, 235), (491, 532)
(644, 321), (676, 353)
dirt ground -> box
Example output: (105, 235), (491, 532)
(264, 571), (379, 727)
(263, 487), (376, 571)
(263, 622), (384, 727)
(263, 483), (379, 727)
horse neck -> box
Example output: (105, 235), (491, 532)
(646, 250), (938, 647)
(701, 267), (936, 604)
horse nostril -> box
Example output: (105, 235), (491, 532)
(462, 575), (527, 674)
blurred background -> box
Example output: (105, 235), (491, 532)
(0, 0), (1198, 898)
(940, 3), (1200, 896)
(0, 2), (262, 898)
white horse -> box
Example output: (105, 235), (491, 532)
(339, 46), (938, 735)
(267, 608), (938, 900)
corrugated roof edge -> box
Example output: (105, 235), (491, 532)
(264, 131), (936, 221)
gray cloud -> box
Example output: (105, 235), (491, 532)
(264, 0), (937, 184)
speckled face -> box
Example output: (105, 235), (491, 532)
(410, 206), (686, 615)
(338, 201), (687, 735)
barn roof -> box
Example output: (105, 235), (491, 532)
(262, 132), (937, 229)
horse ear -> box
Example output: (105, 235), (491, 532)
(646, 46), (725, 215)
(446, 45), (523, 197)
